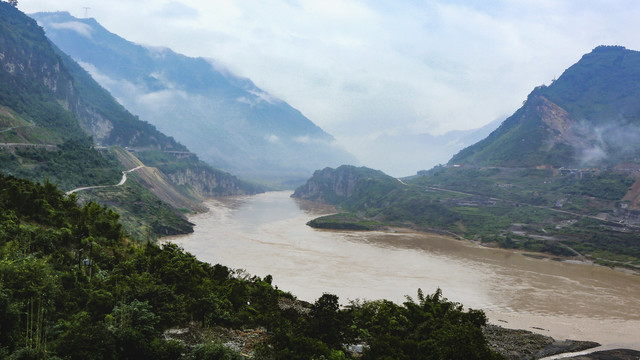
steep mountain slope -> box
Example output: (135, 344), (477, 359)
(294, 47), (640, 269)
(292, 165), (398, 204)
(450, 46), (640, 168)
(0, 5), (181, 151)
(32, 11), (356, 186)
(0, 3), (259, 238)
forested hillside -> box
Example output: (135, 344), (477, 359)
(293, 47), (640, 270)
(0, 2), (262, 238)
(294, 166), (640, 270)
(450, 46), (640, 168)
(0, 174), (503, 359)
(32, 11), (356, 186)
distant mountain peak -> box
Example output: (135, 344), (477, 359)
(32, 11), (355, 185)
(450, 45), (640, 169)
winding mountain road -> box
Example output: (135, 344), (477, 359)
(65, 165), (145, 195)
(425, 185), (639, 229)
(0, 142), (57, 150)
(0, 124), (35, 134)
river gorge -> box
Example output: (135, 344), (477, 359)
(166, 191), (640, 350)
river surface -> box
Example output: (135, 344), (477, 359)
(166, 191), (640, 348)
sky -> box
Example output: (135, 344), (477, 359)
(18, 0), (640, 175)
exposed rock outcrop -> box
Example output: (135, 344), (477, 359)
(292, 165), (393, 204)
(167, 166), (261, 197)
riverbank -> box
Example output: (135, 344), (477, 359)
(165, 191), (640, 356)
(484, 324), (600, 359)
(307, 212), (640, 276)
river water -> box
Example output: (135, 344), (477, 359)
(166, 191), (640, 348)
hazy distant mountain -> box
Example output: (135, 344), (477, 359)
(0, 3), (261, 238)
(293, 46), (640, 268)
(32, 12), (356, 186)
(365, 119), (500, 176)
(450, 46), (640, 168)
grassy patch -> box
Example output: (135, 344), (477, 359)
(307, 213), (386, 231)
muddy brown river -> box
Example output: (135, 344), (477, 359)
(166, 191), (640, 349)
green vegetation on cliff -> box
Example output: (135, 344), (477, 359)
(0, 3), (263, 240)
(0, 174), (502, 359)
(0, 137), (122, 191)
(307, 213), (385, 231)
(450, 46), (640, 168)
(76, 174), (195, 240)
(135, 150), (265, 196)
(294, 165), (640, 268)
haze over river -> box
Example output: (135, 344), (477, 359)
(166, 191), (640, 348)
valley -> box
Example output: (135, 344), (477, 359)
(167, 191), (640, 346)
(1, 1), (640, 358)
(296, 165), (640, 270)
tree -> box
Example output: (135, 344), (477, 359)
(307, 293), (351, 349)
(7, 0), (18, 7)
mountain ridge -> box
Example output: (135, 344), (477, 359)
(0, 3), (260, 238)
(32, 11), (357, 186)
(294, 46), (640, 270)
(450, 45), (640, 169)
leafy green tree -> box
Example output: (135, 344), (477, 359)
(307, 294), (353, 349)
(52, 312), (116, 360)
(106, 300), (159, 339)
(186, 342), (243, 360)
(0, 287), (20, 351)
(356, 289), (501, 360)
(105, 300), (160, 360)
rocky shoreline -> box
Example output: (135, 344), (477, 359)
(483, 324), (640, 360)
(316, 218), (640, 276)
(162, 322), (639, 359)
(561, 349), (640, 359)
(483, 324), (600, 360)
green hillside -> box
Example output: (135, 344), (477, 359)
(32, 11), (356, 186)
(0, 3), (261, 239)
(450, 46), (640, 168)
(0, 173), (505, 360)
(295, 47), (640, 270)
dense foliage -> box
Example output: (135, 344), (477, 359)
(539, 45), (640, 123)
(135, 150), (265, 196)
(307, 213), (385, 231)
(77, 174), (196, 240)
(294, 165), (640, 267)
(0, 137), (122, 191)
(450, 46), (640, 168)
(0, 174), (501, 359)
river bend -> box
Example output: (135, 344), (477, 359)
(166, 191), (640, 348)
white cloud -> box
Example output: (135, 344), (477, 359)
(19, 0), (640, 173)
(156, 1), (199, 19)
(138, 89), (188, 107)
(248, 89), (277, 104)
(293, 135), (332, 145)
(48, 21), (93, 38)
(266, 134), (280, 143)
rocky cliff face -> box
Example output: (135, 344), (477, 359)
(167, 167), (261, 197)
(450, 46), (640, 169)
(1, 3), (261, 212)
(32, 11), (357, 186)
(0, 4), (183, 151)
(292, 165), (392, 204)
